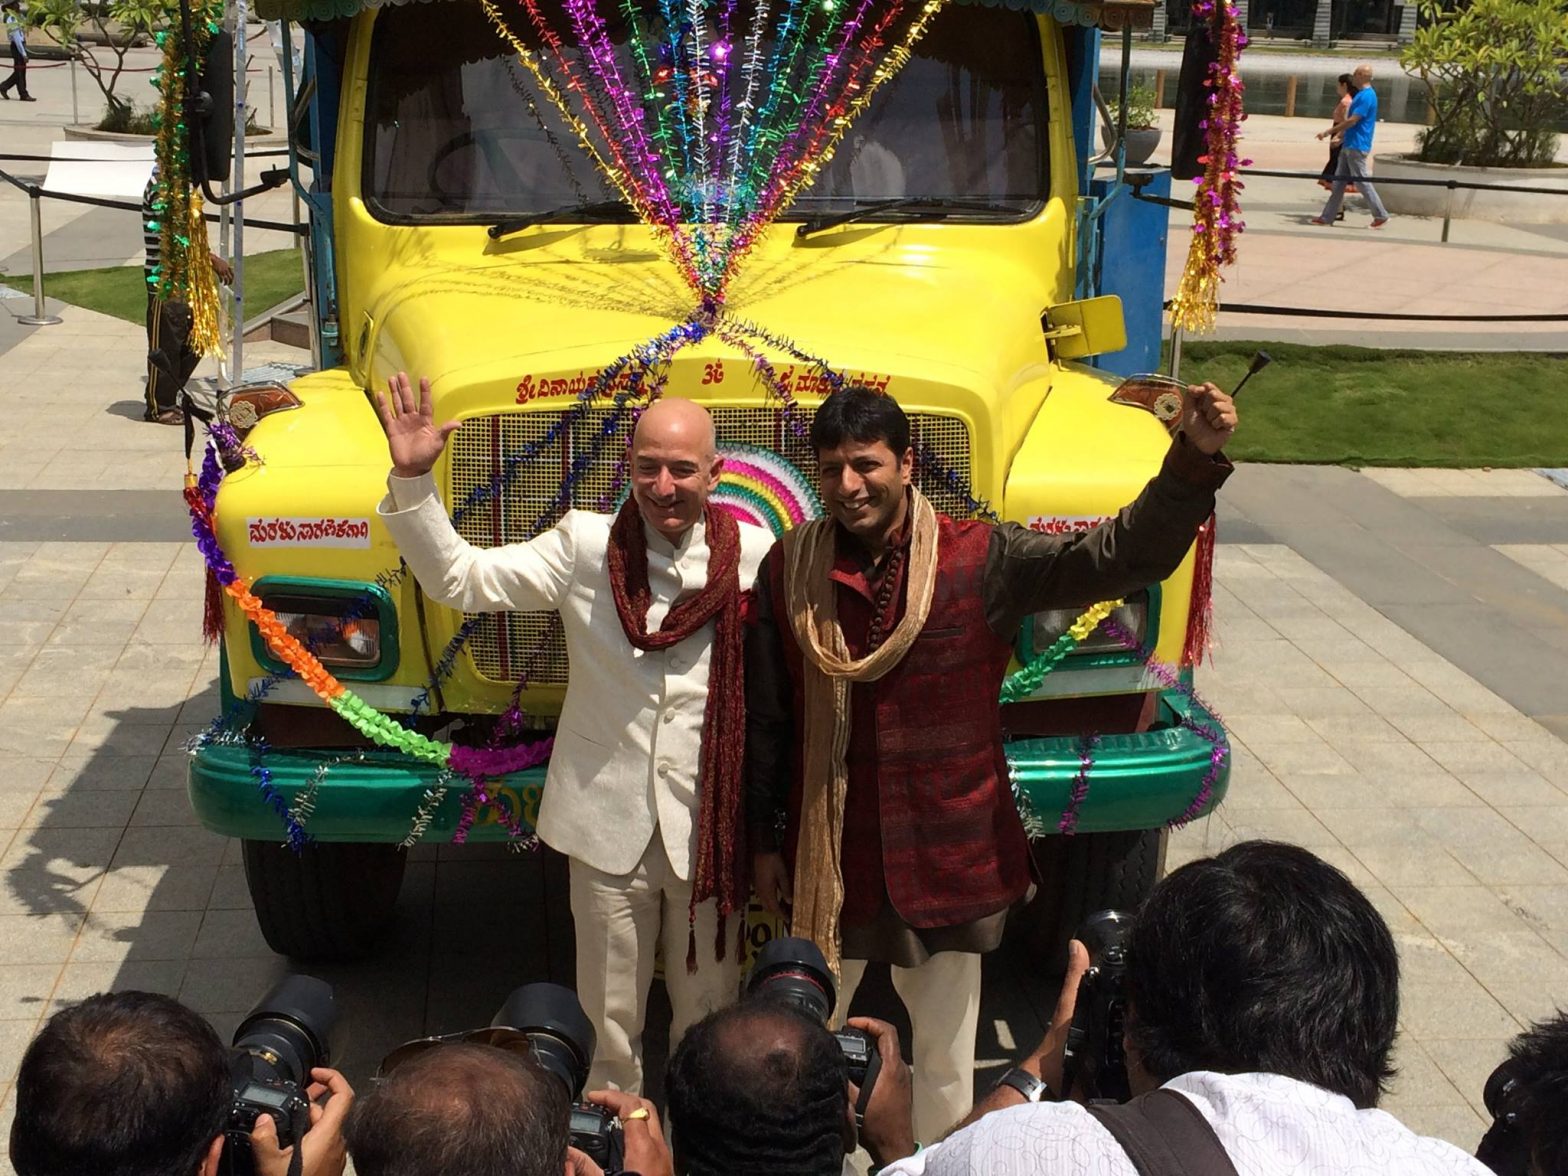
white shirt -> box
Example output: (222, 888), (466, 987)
(882, 1072), (1491, 1176)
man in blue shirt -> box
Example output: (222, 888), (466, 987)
(1313, 64), (1390, 228)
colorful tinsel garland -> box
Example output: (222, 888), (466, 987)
(1169, 0), (1249, 334)
(149, 15), (224, 356)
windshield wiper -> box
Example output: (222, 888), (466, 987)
(488, 199), (635, 240)
(794, 197), (1029, 239)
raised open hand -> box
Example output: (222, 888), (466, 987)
(373, 371), (460, 479)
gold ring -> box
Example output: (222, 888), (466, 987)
(623, 1107), (651, 1122)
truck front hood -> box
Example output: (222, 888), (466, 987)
(356, 222), (1065, 441)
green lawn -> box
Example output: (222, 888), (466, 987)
(21, 249), (306, 326)
(1167, 341), (1568, 468)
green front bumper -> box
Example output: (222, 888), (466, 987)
(188, 689), (1227, 843)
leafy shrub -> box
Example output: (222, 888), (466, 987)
(1402, 0), (1568, 168)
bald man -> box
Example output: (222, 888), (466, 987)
(376, 375), (775, 1091)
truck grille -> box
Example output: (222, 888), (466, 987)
(448, 406), (973, 686)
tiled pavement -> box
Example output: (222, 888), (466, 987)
(2, 524), (1568, 1166)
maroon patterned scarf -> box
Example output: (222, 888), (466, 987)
(606, 497), (747, 970)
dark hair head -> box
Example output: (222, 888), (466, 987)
(346, 1044), (568, 1176)
(11, 991), (229, 1176)
(667, 1000), (849, 1176)
(1338, 73), (1353, 89)
(809, 386), (910, 459)
(1125, 840), (1399, 1109)
(1501, 1010), (1568, 1176)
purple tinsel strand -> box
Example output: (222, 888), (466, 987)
(449, 736), (555, 781)
(1169, 735), (1228, 830)
(1101, 621), (1229, 828)
(1058, 733), (1101, 834)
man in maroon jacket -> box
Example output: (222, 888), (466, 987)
(745, 383), (1236, 1141)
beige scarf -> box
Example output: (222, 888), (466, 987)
(783, 487), (941, 978)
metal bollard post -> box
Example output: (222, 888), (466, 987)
(18, 192), (63, 327)
(1284, 75), (1298, 118)
(269, 67), (276, 133)
(1441, 181), (1455, 244)
(69, 58), (79, 126)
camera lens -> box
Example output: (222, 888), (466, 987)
(492, 983), (597, 1100)
(232, 975), (336, 1085)
(746, 937), (837, 1025)
(1483, 1058), (1522, 1120)
(1079, 909), (1134, 962)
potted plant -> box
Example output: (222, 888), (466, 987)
(1114, 83), (1161, 166)
(1378, 0), (1568, 223)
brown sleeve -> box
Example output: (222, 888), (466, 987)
(983, 434), (1230, 638)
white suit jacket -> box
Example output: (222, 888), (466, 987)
(379, 474), (775, 880)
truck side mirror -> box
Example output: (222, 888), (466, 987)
(1041, 295), (1127, 361)
(191, 29), (235, 186)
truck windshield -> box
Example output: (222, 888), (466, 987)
(364, 1), (1047, 223)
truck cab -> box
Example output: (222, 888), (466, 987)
(193, 0), (1227, 961)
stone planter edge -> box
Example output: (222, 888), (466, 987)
(1373, 154), (1568, 226)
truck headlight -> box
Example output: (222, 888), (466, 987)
(1021, 589), (1153, 661)
(247, 579), (400, 681)
(274, 609), (381, 667)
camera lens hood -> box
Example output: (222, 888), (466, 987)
(747, 936), (838, 1023)
(492, 983), (597, 1099)
(232, 974), (337, 1083)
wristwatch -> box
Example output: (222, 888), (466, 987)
(995, 1067), (1053, 1103)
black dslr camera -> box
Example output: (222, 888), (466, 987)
(222, 975), (337, 1176)
(747, 937), (880, 1097)
(1475, 1057), (1529, 1176)
(1060, 909), (1133, 1104)
(491, 984), (625, 1172)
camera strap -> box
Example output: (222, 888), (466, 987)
(1085, 1089), (1240, 1176)
(853, 1046), (884, 1130)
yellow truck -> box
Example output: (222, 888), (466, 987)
(190, 0), (1228, 960)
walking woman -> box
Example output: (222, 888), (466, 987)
(1318, 73), (1353, 191)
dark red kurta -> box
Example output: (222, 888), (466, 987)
(762, 514), (1030, 929)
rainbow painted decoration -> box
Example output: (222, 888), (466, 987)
(713, 443), (822, 537)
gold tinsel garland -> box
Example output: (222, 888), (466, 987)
(150, 16), (225, 356)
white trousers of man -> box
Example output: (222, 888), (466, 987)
(835, 952), (982, 1144)
(569, 838), (741, 1093)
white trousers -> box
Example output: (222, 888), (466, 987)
(836, 951), (982, 1144)
(569, 839), (741, 1093)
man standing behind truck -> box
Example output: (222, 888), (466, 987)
(374, 374), (775, 1093)
(1313, 63), (1391, 229)
(745, 383), (1237, 1142)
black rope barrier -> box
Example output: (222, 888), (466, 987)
(1166, 300), (1568, 323)
(0, 167), (306, 234)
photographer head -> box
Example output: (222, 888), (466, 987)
(346, 1044), (568, 1176)
(1477, 1010), (1568, 1176)
(12, 989), (353, 1176)
(876, 842), (1490, 1176)
(1124, 838), (1398, 1107)
(666, 1000), (852, 1176)
(12, 991), (230, 1176)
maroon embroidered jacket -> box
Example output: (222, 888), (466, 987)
(746, 437), (1231, 937)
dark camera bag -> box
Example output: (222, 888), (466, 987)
(1086, 1089), (1242, 1176)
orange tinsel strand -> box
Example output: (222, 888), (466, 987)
(225, 581), (347, 701)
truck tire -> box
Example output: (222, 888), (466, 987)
(242, 840), (407, 962)
(1008, 828), (1168, 974)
